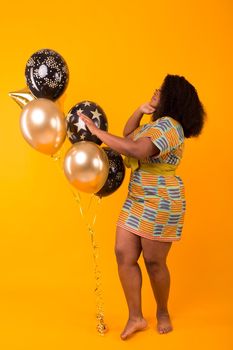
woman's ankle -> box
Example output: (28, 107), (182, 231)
(128, 314), (144, 321)
(156, 307), (169, 316)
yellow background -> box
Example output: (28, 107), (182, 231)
(0, 0), (232, 348)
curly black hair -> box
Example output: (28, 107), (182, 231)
(152, 74), (206, 138)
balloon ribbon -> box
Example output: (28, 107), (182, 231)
(51, 149), (108, 335)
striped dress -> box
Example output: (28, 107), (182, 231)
(116, 116), (186, 242)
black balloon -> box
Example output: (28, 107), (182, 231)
(66, 101), (108, 145)
(95, 147), (125, 197)
(25, 49), (69, 100)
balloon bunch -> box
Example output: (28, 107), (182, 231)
(9, 48), (125, 196)
(9, 48), (126, 334)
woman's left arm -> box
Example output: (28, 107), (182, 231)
(78, 113), (160, 159)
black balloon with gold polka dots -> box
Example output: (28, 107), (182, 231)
(25, 49), (69, 100)
(95, 147), (125, 197)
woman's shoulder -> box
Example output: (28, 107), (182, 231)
(150, 116), (185, 141)
(152, 116), (183, 131)
(152, 115), (179, 125)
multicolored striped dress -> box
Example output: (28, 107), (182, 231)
(116, 116), (186, 242)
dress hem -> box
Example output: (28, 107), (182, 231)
(116, 222), (181, 242)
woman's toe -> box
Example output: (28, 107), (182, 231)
(165, 326), (172, 333)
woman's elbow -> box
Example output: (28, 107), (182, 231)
(131, 140), (160, 159)
(130, 146), (147, 159)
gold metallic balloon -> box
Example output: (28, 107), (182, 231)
(63, 141), (109, 193)
(9, 87), (35, 108)
(20, 98), (66, 155)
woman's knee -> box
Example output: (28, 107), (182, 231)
(141, 239), (171, 272)
(114, 245), (124, 263)
(114, 245), (138, 265)
(114, 226), (142, 265)
(143, 254), (166, 273)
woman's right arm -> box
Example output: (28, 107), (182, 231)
(123, 107), (143, 138)
(123, 103), (156, 139)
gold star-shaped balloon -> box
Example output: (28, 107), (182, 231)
(8, 87), (35, 109)
(9, 87), (66, 111)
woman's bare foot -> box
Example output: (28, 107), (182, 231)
(156, 311), (173, 334)
(120, 317), (148, 340)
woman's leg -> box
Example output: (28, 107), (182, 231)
(141, 238), (173, 334)
(115, 226), (147, 340)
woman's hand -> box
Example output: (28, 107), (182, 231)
(78, 111), (159, 159)
(139, 102), (156, 115)
(77, 112), (99, 135)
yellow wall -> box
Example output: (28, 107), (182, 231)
(0, 0), (232, 348)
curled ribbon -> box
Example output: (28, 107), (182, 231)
(51, 149), (108, 335)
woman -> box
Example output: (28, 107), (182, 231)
(78, 74), (206, 340)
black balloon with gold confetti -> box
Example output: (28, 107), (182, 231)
(95, 147), (125, 197)
(66, 101), (108, 145)
(25, 49), (69, 100)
